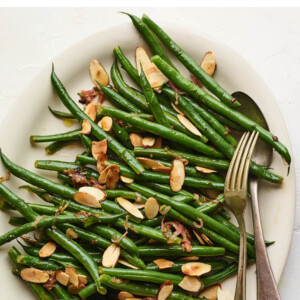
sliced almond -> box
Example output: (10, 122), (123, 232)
(195, 166), (217, 173)
(80, 119), (92, 135)
(198, 284), (220, 300)
(133, 202), (145, 209)
(20, 268), (49, 283)
(171, 101), (185, 115)
(170, 159), (185, 192)
(92, 139), (107, 160)
(193, 230), (205, 245)
(98, 116), (113, 132)
(157, 280), (173, 300)
(66, 228), (78, 239)
(152, 166), (171, 174)
(153, 259), (174, 270)
(116, 197), (144, 219)
(153, 136), (163, 148)
(137, 157), (165, 170)
(68, 284), (83, 295)
(142, 136), (156, 147)
(78, 274), (88, 285)
(181, 262), (212, 276)
(65, 266), (79, 288)
(90, 59), (109, 86)
(84, 102), (97, 121)
(120, 175), (134, 184)
(200, 51), (216, 77)
(201, 233), (214, 246)
(136, 47), (168, 92)
(118, 291), (135, 300)
(55, 270), (69, 286)
(178, 276), (201, 292)
(129, 133), (143, 147)
(97, 152), (108, 173)
(118, 259), (140, 270)
(178, 256), (199, 261)
(73, 186), (106, 208)
(145, 197), (159, 219)
(102, 243), (121, 267)
(177, 114), (202, 137)
(39, 241), (56, 258)
(106, 166), (120, 190)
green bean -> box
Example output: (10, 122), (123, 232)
(146, 260), (227, 273)
(52, 283), (78, 300)
(16, 255), (62, 271)
(142, 14), (240, 108)
(99, 106), (224, 158)
(30, 129), (80, 143)
(48, 106), (75, 119)
(100, 274), (200, 300)
(46, 227), (106, 294)
(124, 13), (175, 68)
(51, 67), (145, 174)
(141, 216), (162, 227)
(9, 216), (27, 226)
(127, 182), (255, 257)
(196, 194), (226, 215)
(201, 263), (238, 287)
(99, 267), (183, 285)
(151, 55), (291, 168)
(8, 247), (55, 300)
(113, 46), (140, 84)
(45, 139), (77, 155)
(79, 282), (98, 299)
(112, 120), (133, 149)
(79, 133), (92, 150)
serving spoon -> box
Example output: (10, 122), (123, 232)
(233, 91), (281, 300)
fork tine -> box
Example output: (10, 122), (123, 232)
(225, 132), (248, 192)
(241, 131), (260, 190)
(230, 132), (250, 191)
(236, 131), (256, 190)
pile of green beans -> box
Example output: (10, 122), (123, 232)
(0, 11), (288, 300)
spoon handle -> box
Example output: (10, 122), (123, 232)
(250, 178), (281, 300)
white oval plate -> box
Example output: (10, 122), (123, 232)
(0, 21), (295, 299)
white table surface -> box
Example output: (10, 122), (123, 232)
(0, 7), (299, 299)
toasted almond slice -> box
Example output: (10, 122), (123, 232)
(116, 197), (144, 219)
(118, 291), (135, 300)
(178, 276), (201, 292)
(73, 186), (106, 208)
(90, 59), (109, 86)
(66, 228), (78, 239)
(177, 114), (202, 137)
(153, 259), (174, 269)
(78, 274), (88, 285)
(68, 284), (83, 295)
(201, 233), (214, 246)
(137, 157), (165, 170)
(177, 256), (199, 261)
(39, 241), (56, 258)
(171, 101), (185, 115)
(120, 175), (134, 184)
(200, 51), (216, 77)
(84, 102), (97, 121)
(145, 197), (159, 219)
(98, 116), (113, 131)
(152, 166), (171, 174)
(133, 202), (145, 209)
(92, 139), (107, 160)
(98, 164), (120, 185)
(55, 270), (69, 286)
(106, 166), (120, 190)
(142, 136), (156, 147)
(65, 266), (79, 288)
(198, 284), (220, 300)
(145, 63), (168, 91)
(20, 268), (49, 283)
(97, 152), (108, 173)
(195, 166), (217, 173)
(102, 243), (121, 267)
(170, 159), (185, 192)
(129, 133), (143, 146)
(118, 259), (140, 270)
(153, 136), (163, 148)
(181, 262), (212, 276)
(80, 119), (92, 135)
(136, 47), (152, 75)
(157, 280), (174, 300)
(193, 230), (205, 245)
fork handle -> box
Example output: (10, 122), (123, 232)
(235, 214), (247, 300)
(250, 178), (281, 300)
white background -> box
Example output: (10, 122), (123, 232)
(0, 7), (299, 298)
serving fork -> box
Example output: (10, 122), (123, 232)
(224, 131), (259, 300)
